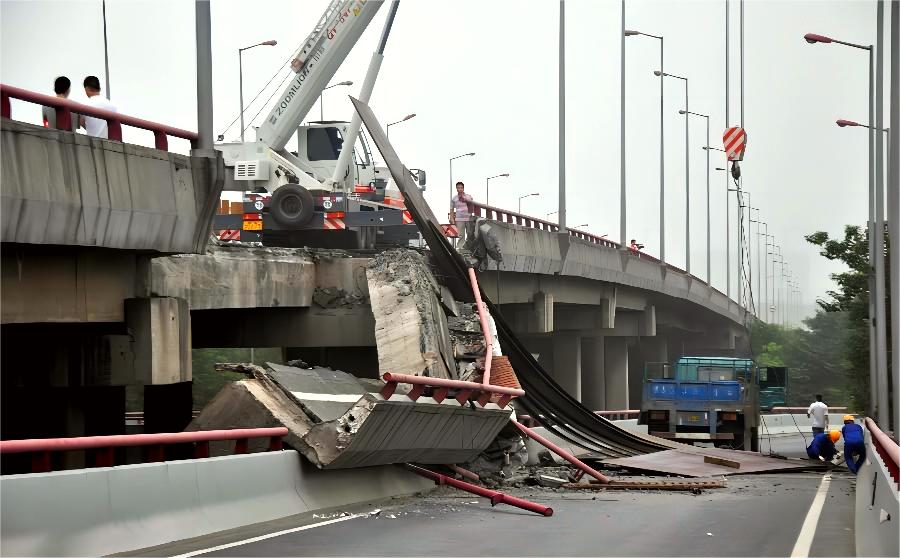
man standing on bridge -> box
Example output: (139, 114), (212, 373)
(807, 394), (829, 436)
(80, 75), (117, 139)
(451, 181), (475, 247)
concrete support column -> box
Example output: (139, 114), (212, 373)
(533, 291), (554, 333)
(641, 335), (668, 364)
(125, 297), (192, 385)
(551, 331), (581, 401)
(581, 336), (605, 410)
(604, 336), (629, 409)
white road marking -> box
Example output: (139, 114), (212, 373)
(171, 514), (364, 557)
(790, 473), (832, 558)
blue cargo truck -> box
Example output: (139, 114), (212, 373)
(639, 357), (760, 450)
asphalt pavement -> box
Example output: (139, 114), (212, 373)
(131, 467), (857, 557)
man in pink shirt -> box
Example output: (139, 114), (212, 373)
(451, 181), (475, 246)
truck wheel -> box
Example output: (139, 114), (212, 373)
(270, 184), (314, 228)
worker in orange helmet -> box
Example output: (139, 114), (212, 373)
(806, 429), (840, 462)
(840, 415), (865, 474)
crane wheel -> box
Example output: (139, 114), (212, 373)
(270, 184), (315, 228)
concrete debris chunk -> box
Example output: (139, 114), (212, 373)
(537, 475), (568, 488)
(367, 249), (456, 380)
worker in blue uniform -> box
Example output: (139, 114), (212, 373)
(806, 430), (840, 461)
(841, 415), (866, 474)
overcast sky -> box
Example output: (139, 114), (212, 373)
(2, 0), (890, 323)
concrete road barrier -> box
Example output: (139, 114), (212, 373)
(0, 450), (431, 557)
(759, 414), (850, 438)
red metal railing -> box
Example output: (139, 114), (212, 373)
(469, 201), (620, 248)
(405, 464), (553, 516)
(1, 83), (198, 150)
(468, 267), (494, 386)
(467, 201), (736, 296)
(380, 372), (524, 408)
(511, 420), (610, 484)
(864, 417), (899, 487)
(0, 427), (288, 473)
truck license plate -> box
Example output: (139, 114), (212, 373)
(689, 415), (700, 422)
(242, 221), (263, 231)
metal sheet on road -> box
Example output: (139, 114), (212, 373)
(603, 448), (825, 477)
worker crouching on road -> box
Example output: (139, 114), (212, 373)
(841, 415), (866, 474)
(806, 430), (840, 462)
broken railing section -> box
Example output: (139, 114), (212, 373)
(405, 464), (553, 517)
(512, 420), (611, 484)
(468, 267), (494, 386)
(380, 372), (524, 408)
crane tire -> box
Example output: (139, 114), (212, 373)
(269, 184), (315, 228)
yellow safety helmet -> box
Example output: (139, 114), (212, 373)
(829, 430), (841, 443)
(843, 414), (855, 423)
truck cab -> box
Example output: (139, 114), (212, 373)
(639, 357), (759, 450)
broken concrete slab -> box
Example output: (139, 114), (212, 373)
(266, 363), (368, 423)
(189, 362), (512, 469)
(367, 250), (456, 380)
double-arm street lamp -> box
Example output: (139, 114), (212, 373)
(238, 39), (278, 141)
(626, 30), (665, 263)
(657, 71), (690, 273)
(486, 173), (510, 207)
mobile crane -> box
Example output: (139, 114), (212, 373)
(214, 0), (424, 247)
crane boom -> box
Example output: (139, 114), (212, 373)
(256, 0), (383, 151)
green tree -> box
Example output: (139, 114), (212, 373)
(804, 224), (892, 413)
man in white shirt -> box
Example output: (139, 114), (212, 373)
(80, 75), (117, 139)
(807, 394), (829, 435)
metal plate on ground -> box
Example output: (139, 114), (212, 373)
(563, 476), (726, 490)
(602, 448), (824, 477)
(266, 363), (368, 423)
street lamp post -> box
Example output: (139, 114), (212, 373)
(449, 152), (476, 213)
(683, 110), (711, 282)
(319, 80), (354, 122)
(729, 188), (750, 309)
(386, 113), (416, 139)
(519, 193), (540, 214)
(805, 31), (885, 423)
(657, 71), (690, 273)
(486, 173), (510, 207)
(714, 162), (731, 296)
(750, 211), (766, 320)
(763, 233), (775, 323)
(625, 30), (665, 264)
(238, 39), (278, 142)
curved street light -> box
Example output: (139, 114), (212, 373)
(518, 192), (539, 214)
(238, 39), (278, 141)
(485, 173), (510, 206)
(386, 113), (416, 138)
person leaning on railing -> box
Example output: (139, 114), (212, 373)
(41, 76), (79, 132)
